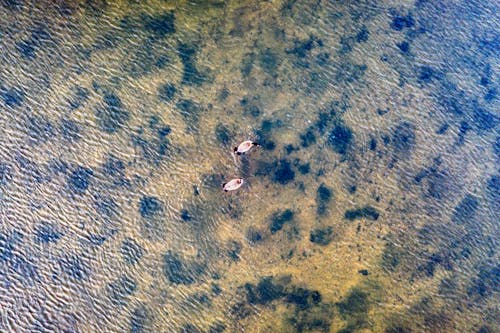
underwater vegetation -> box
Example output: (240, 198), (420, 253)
(108, 275), (137, 306)
(121, 238), (144, 265)
(309, 227), (334, 246)
(102, 155), (128, 187)
(208, 322), (226, 333)
(0, 85), (24, 107)
(397, 40), (411, 54)
(214, 123), (233, 145)
(255, 119), (281, 151)
(138, 196), (167, 240)
(297, 162), (310, 175)
(95, 194), (120, 221)
(57, 254), (90, 282)
(272, 159), (295, 184)
(390, 11), (414, 31)
(287, 306), (332, 333)
(255, 156), (297, 185)
(226, 239), (242, 261)
(14, 154), (47, 183)
(15, 25), (53, 60)
(338, 25), (369, 55)
(178, 43), (205, 86)
(180, 209), (192, 222)
(316, 184), (332, 216)
(240, 97), (261, 118)
(131, 119), (171, 165)
(244, 276), (323, 311)
(391, 121), (416, 158)
(240, 52), (255, 77)
(34, 222), (62, 244)
(139, 196), (163, 219)
(467, 263), (500, 298)
(95, 92), (130, 134)
(300, 127), (316, 148)
(60, 119), (81, 142)
(241, 276), (332, 332)
(0, 0), (498, 332)
(335, 61), (367, 84)
(336, 287), (371, 332)
(244, 276), (285, 305)
(176, 98), (203, 126)
(130, 304), (150, 333)
(158, 82), (177, 102)
(269, 209), (294, 234)
(124, 37), (170, 78)
(25, 115), (54, 145)
(0, 231), (23, 265)
(0, 162), (12, 185)
(68, 166), (93, 194)
(246, 226), (263, 245)
(337, 288), (370, 318)
(344, 206), (379, 221)
(68, 86), (89, 110)
(285, 287), (322, 310)
(163, 251), (205, 285)
(143, 11), (176, 37)
(296, 100), (356, 158)
(452, 195), (479, 224)
(259, 48), (281, 76)
(381, 242), (401, 272)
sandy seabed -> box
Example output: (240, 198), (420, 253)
(0, 1), (498, 332)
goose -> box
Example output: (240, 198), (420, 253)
(222, 178), (244, 192)
(233, 140), (259, 155)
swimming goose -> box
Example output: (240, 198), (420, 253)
(233, 140), (259, 155)
(222, 178), (244, 192)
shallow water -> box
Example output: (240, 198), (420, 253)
(0, 1), (498, 332)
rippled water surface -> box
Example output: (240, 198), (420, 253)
(0, 1), (499, 332)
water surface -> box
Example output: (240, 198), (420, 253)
(0, 0), (498, 332)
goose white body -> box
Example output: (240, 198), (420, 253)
(222, 178), (244, 192)
(234, 140), (258, 155)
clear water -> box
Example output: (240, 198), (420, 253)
(0, 1), (498, 332)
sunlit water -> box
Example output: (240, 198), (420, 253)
(0, 1), (498, 332)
